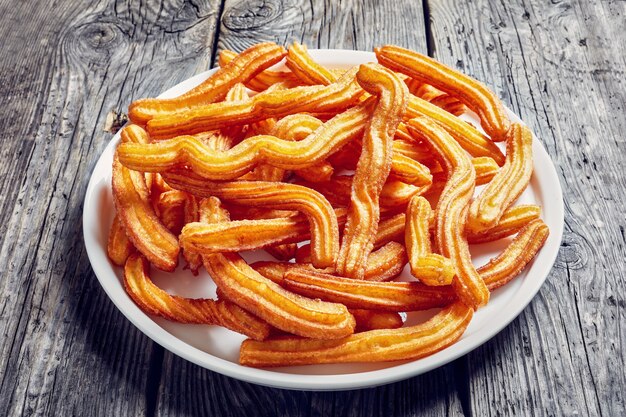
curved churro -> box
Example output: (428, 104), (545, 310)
(265, 243), (298, 261)
(181, 208), (346, 255)
(405, 196), (455, 286)
(286, 42), (337, 85)
(199, 198), (355, 339)
(119, 100), (373, 179)
(335, 63), (408, 279)
(107, 215), (134, 266)
(350, 309), (404, 332)
(145, 67), (365, 139)
(256, 240), (405, 285)
(405, 95), (505, 165)
(163, 172), (339, 268)
(181, 215), (311, 253)
(472, 156), (500, 185)
(155, 190), (198, 235)
(124, 253), (271, 340)
(407, 116), (489, 309)
(467, 123), (534, 233)
(129, 43), (286, 125)
(271, 113), (334, 183)
(410, 82), (468, 116)
(239, 301), (472, 367)
(218, 49), (301, 91)
(478, 219), (549, 290)
(468, 205), (541, 244)
(282, 268), (455, 312)
(377, 45), (511, 141)
(112, 154), (179, 272)
(390, 153), (433, 186)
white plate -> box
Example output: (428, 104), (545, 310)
(83, 50), (564, 391)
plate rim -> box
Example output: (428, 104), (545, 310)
(82, 49), (564, 391)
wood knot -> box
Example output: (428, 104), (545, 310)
(223, 0), (283, 31)
(65, 20), (130, 65)
(555, 231), (590, 271)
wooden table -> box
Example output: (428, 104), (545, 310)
(1, 0), (624, 415)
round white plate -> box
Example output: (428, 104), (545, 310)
(83, 50), (564, 391)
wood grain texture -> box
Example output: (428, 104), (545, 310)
(0, 0), (221, 415)
(428, 0), (626, 415)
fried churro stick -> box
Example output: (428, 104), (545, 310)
(286, 42), (337, 85)
(129, 43), (286, 125)
(405, 196), (455, 286)
(218, 49), (301, 91)
(124, 253), (271, 340)
(350, 309), (404, 332)
(267, 56), (434, 186)
(405, 95), (506, 165)
(265, 244), (298, 261)
(377, 45), (511, 141)
(472, 156), (500, 186)
(181, 214), (316, 254)
(283, 268), (455, 312)
(107, 215), (134, 266)
(163, 172), (339, 268)
(390, 153), (433, 186)
(119, 99), (373, 179)
(155, 190), (198, 235)
(257, 240), (406, 284)
(146, 67), (365, 139)
(112, 153), (179, 272)
(203, 82), (250, 152)
(271, 114), (335, 183)
(336, 63), (408, 278)
(478, 219), (549, 290)
(467, 123), (534, 233)
(412, 82), (468, 116)
(468, 205), (541, 244)
(239, 301), (472, 367)
(407, 116), (489, 309)
(297, 175), (423, 209)
(199, 198), (355, 339)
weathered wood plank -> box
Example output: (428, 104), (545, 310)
(152, 1), (465, 416)
(428, 0), (626, 415)
(0, 0), (222, 415)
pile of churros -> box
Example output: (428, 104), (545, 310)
(108, 42), (549, 368)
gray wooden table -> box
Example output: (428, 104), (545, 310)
(1, 0), (624, 415)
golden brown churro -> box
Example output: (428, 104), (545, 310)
(283, 268), (455, 312)
(119, 100), (373, 179)
(124, 253), (271, 340)
(478, 219), (549, 290)
(239, 302), (473, 367)
(335, 63), (408, 278)
(107, 215), (134, 266)
(468, 205), (541, 244)
(467, 123), (534, 233)
(112, 155), (179, 272)
(350, 309), (404, 332)
(218, 49), (301, 91)
(145, 67), (365, 139)
(199, 198), (355, 339)
(286, 42), (337, 85)
(163, 173), (339, 268)
(405, 95), (506, 165)
(129, 43), (287, 124)
(377, 45), (511, 141)
(407, 116), (489, 309)
(405, 196), (456, 286)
